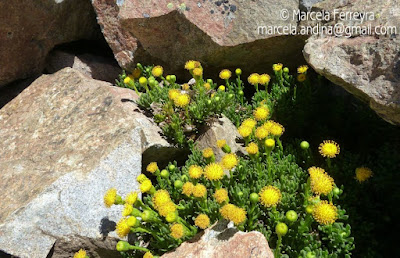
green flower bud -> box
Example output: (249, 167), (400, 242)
(166, 75), (171, 82)
(174, 180), (183, 189)
(168, 164), (176, 171)
(116, 241), (132, 252)
(139, 77), (147, 86)
(285, 210), (298, 222)
(141, 209), (158, 222)
(131, 208), (143, 217)
(136, 63), (143, 70)
(207, 100), (212, 105)
(306, 205), (313, 214)
(181, 175), (188, 181)
(238, 90), (244, 96)
(306, 252), (316, 258)
(275, 222), (288, 236)
(333, 187), (340, 195)
(161, 169), (169, 178)
(283, 67), (289, 73)
(145, 67), (151, 73)
(300, 141), (310, 150)
(214, 96), (220, 102)
(207, 79), (213, 84)
(148, 77), (157, 88)
(238, 191), (244, 197)
(222, 144), (231, 154)
(228, 94), (234, 99)
(235, 68), (242, 76)
(250, 193), (259, 203)
(166, 211), (178, 223)
(170, 75), (176, 83)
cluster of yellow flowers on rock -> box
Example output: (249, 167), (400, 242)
(168, 88), (191, 108)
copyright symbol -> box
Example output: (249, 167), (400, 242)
(280, 9), (289, 20)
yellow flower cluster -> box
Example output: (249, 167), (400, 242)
(152, 65), (163, 77)
(174, 93), (191, 108)
(221, 153), (238, 170)
(355, 167), (373, 183)
(253, 106), (269, 121)
(202, 148), (214, 158)
(238, 125), (253, 138)
(308, 167), (334, 195)
(116, 218), (131, 238)
(259, 186), (282, 208)
(125, 192), (138, 205)
(214, 188), (229, 204)
(195, 214), (210, 229)
(170, 223), (185, 239)
(312, 201), (338, 225)
(104, 188), (117, 208)
(204, 163), (224, 181)
(146, 162), (158, 173)
(319, 140), (340, 158)
(220, 204), (247, 225)
(219, 69), (232, 80)
(188, 165), (203, 179)
(182, 182), (194, 196)
(248, 73), (260, 85)
(273, 63), (283, 72)
(140, 179), (153, 193)
(246, 142), (259, 155)
(193, 184), (207, 198)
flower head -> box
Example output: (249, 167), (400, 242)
(202, 148), (214, 159)
(185, 60), (196, 70)
(238, 125), (253, 138)
(168, 89), (181, 101)
(297, 65), (308, 74)
(214, 188), (228, 204)
(158, 201), (176, 217)
(140, 179), (153, 193)
(174, 94), (190, 108)
(248, 73), (260, 85)
(125, 192), (138, 205)
(221, 153), (238, 170)
(242, 118), (257, 129)
(270, 122), (284, 137)
(132, 68), (141, 78)
(273, 63), (283, 72)
(104, 188), (117, 208)
(152, 190), (171, 209)
(259, 186), (281, 208)
(116, 218), (131, 238)
(219, 204), (246, 225)
(319, 140), (340, 158)
(204, 82), (211, 90)
(146, 162), (158, 173)
(217, 139), (227, 148)
(246, 142), (259, 155)
(73, 249), (87, 258)
(170, 223), (185, 239)
(182, 83), (190, 90)
(219, 69), (232, 80)
(312, 200), (338, 225)
(259, 74), (271, 85)
(182, 182), (194, 196)
(143, 251), (154, 258)
(220, 203), (236, 220)
(188, 165), (203, 179)
(122, 204), (133, 217)
(193, 184), (207, 198)
(253, 106), (270, 121)
(255, 126), (269, 140)
(297, 74), (306, 82)
(193, 67), (203, 77)
(309, 168), (334, 195)
(123, 76), (132, 85)
(195, 214), (210, 229)
(152, 65), (163, 77)
(265, 138), (275, 148)
(137, 174), (148, 183)
(355, 167), (373, 183)
(204, 163), (224, 181)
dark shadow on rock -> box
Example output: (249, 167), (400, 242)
(0, 250), (12, 258)
(99, 217), (116, 238)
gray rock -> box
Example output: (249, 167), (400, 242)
(0, 68), (176, 257)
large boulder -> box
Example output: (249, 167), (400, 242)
(0, 0), (99, 86)
(0, 68), (179, 258)
(162, 221), (274, 258)
(303, 0), (400, 125)
(92, 0), (306, 77)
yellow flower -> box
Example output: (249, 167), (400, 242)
(182, 182), (194, 196)
(182, 83), (190, 90)
(204, 163), (224, 181)
(174, 94), (190, 108)
(188, 165), (203, 179)
(238, 125), (253, 138)
(297, 65), (309, 74)
(136, 174), (148, 183)
(193, 67), (203, 77)
(221, 153), (238, 170)
(255, 126), (269, 140)
(146, 162), (158, 173)
(152, 190), (171, 209)
(140, 179), (153, 193)
(230, 206), (247, 225)
(143, 251), (154, 258)
(132, 68), (141, 79)
(259, 74), (271, 85)
(248, 73), (260, 85)
(355, 167), (373, 183)
(195, 214), (210, 229)
(123, 76), (132, 84)
(125, 192), (138, 205)
(241, 118), (257, 128)
(219, 69), (232, 80)
(168, 89), (181, 100)
(214, 188), (228, 204)
(202, 148), (214, 159)
(217, 139), (227, 148)
(265, 138), (275, 148)
(193, 184), (207, 198)
(297, 74), (306, 82)
(312, 200), (338, 225)
(185, 60), (196, 70)
(262, 120), (274, 131)
(204, 82), (211, 90)
(122, 204), (133, 217)
(158, 201), (176, 217)
(73, 249), (87, 258)
(259, 186), (282, 208)
(152, 65), (163, 77)
(104, 188), (117, 208)
(273, 63), (283, 72)
(218, 85), (225, 91)
(116, 218), (131, 238)
(139, 76), (147, 86)
(220, 203), (236, 220)
(253, 106), (269, 121)
(170, 223), (185, 239)
(319, 140), (340, 158)
(309, 169), (334, 195)
(246, 142), (259, 155)
(270, 122), (284, 137)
